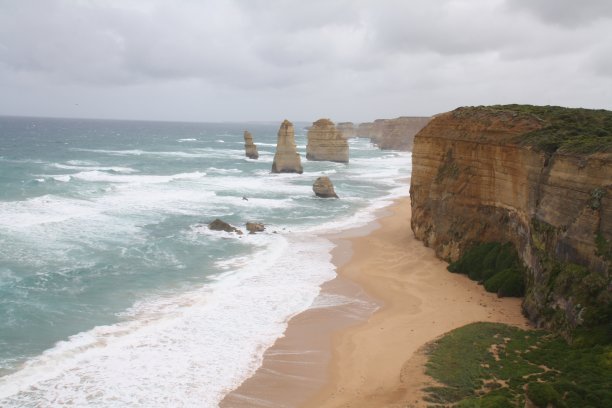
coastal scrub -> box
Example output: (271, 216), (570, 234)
(423, 322), (612, 408)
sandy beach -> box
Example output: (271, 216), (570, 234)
(223, 195), (529, 408)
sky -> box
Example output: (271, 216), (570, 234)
(0, 0), (611, 123)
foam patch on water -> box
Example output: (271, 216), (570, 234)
(0, 234), (336, 408)
(51, 163), (138, 173)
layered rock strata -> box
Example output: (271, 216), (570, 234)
(410, 106), (611, 333)
(356, 117), (430, 150)
(336, 122), (356, 139)
(313, 176), (339, 198)
(243, 130), (259, 159)
(271, 120), (303, 174)
(306, 119), (349, 163)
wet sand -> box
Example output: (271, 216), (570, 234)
(222, 196), (529, 407)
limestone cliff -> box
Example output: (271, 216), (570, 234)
(306, 119), (349, 163)
(243, 130), (259, 159)
(410, 105), (611, 333)
(336, 122), (356, 139)
(272, 120), (303, 174)
(356, 117), (430, 150)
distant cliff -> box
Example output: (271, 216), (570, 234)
(356, 117), (430, 150)
(410, 105), (611, 334)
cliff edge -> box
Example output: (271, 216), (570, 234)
(410, 105), (611, 334)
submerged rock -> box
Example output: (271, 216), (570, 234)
(246, 222), (265, 234)
(208, 218), (242, 234)
(313, 176), (339, 198)
(306, 118), (349, 163)
(244, 130), (259, 159)
(271, 120), (303, 174)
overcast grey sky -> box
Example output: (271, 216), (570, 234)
(1, 0), (611, 122)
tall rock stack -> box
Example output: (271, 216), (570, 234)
(306, 119), (349, 163)
(243, 130), (259, 159)
(271, 120), (303, 174)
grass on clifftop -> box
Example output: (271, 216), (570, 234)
(466, 104), (612, 154)
(448, 242), (525, 297)
(423, 322), (612, 408)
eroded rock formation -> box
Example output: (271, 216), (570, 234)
(356, 117), (430, 150)
(246, 222), (265, 234)
(244, 130), (259, 159)
(306, 119), (349, 163)
(209, 219), (242, 235)
(271, 120), (303, 174)
(410, 105), (611, 333)
(313, 176), (338, 198)
(336, 122), (356, 139)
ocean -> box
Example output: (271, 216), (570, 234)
(0, 116), (411, 407)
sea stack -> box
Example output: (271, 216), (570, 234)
(313, 176), (339, 198)
(243, 130), (259, 159)
(336, 122), (356, 139)
(306, 119), (349, 163)
(271, 120), (303, 174)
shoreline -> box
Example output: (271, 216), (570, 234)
(222, 195), (529, 407)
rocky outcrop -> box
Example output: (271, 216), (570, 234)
(377, 117), (431, 150)
(313, 176), (339, 198)
(356, 117), (430, 151)
(246, 222), (265, 234)
(336, 122), (356, 139)
(306, 119), (349, 163)
(244, 130), (259, 159)
(272, 120), (303, 174)
(410, 105), (611, 334)
(209, 219), (242, 235)
(356, 119), (386, 139)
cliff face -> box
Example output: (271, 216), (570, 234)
(306, 119), (349, 163)
(243, 130), (259, 159)
(336, 122), (356, 139)
(272, 120), (303, 174)
(376, 117), (431, 150)
(410, 106), (611, 332)
(356, 117), (430, 150)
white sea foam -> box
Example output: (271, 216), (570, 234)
(51, 163), (138, 173)
(69, 170), (207, 184)
(177, 138), (197, 142)
(71, 148), (245, 160)
(0, 234), (336, 408)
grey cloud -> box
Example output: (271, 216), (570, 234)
(508, 0), (612, 27)
(0, 0), (611, 121)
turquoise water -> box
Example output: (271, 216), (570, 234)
(0, 116), (411, 406)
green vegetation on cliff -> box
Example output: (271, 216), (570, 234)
(423, 322), (612, 408)
(448, 242), (525, 297)
(527, 218), (611, 335)
(468, 104), (612, 154)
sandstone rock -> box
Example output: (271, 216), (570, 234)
(271, 120), (303, 174)
(409, 105), (611, 333)
(377, 117), (430, 150)
(313, 176), (339, 198)
(243, 130), (259, 159)
(336, 122), (356, 139)
(356, 117), (430, 151)
(306, 119), (349, 163)
(356, 119), (386, 139)
(246, 222), (265, 234)
(208, 218), (242, 235)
